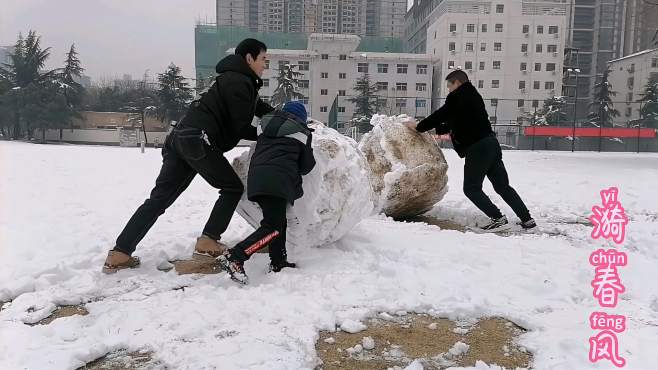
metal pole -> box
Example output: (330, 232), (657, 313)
(571, 72), (578, 152)
(532, 106), (537, 151)
(638, 101), (643, 153)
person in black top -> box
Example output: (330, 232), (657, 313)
(405, 70), (536, 232)
(103, 39), (274, 273)
(218, 101), (316, 285)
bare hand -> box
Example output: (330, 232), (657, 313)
(403, 119), (418, 130)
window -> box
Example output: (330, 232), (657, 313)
(321, 72), (329, 78)
(358, 63), (368, 73)
(519, 81), (526, 89)
(536, 44), (543, 53)
(338, 90), (346, 96)
(467, 24), (475, 32)
(627, 92), (633, 101)
(548, 45), (558, 53)
(522, 24), (529, 33)
(493, 61), (501, 69)
(537, 26), (544, 34)
(378, 63), (389, 73)
(320, 106), (328, 113)
(520, 62), (527, 71)
(449, 61), (455, 68)
(377, 82), (388, 90)
(263, 79), (269, 87)
(321, 89), (328, 95)
(396, 82), (407, 91)
(298, 61), (309, 71)
(482, 24), (488, 33)
(337, 106), (345, 113)
(265, 60), (270, 69)
(478, 80), (484, 88)
(301, 97), (309, 105)
(492, 80), (500, 88)
(466, 43), (474, 52)
(491, 98), (498, 106)
(416, 99), (427, 108)
(278, 60), (289, 70)
(417, 65), (428, 74)
(339, 54), (347, 60)
(378, 98), (387, 107)
(496, 4), (504, 13)
(449, 42), (456, 51)
(533, 81), (540, 89)
(397, 64), (408, 73)
(321, 54), (328, 60)
(339, 73), (346, 79)
(416, 83), (427, 91)
(518, 99), (525, 107)
(545, 81), (555, 90)
(480, 42), (486, 52)
(465, 61), (473, 70)
(495, 24), (503, 32)
(532, 100), (539, 108)
(546, 63), (556, 72)
(450, 23), (457, 32)
(625, 107), (632, 117)
(521, 44), (528, 53)
(396, 98), (407, 108)
(479, 61), (485, 70)
(494, 42), (502, 51)
(299, 80), (309, 88)
(548, 26), (558, 34)
(535, 63), (541, 71)
(627, 77), (634, 89)
(652, 58), (658, 68)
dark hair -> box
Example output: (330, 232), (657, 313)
(235, 38), (267, 61)
(445, 70), (469, 84)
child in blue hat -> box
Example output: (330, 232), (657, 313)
(218, 101), (316, 284)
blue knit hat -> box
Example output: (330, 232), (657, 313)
(282, 101), (308, 123)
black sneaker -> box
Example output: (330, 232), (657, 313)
(517, 218), (537, 229)
(217, 252), (249, 285)
(269, 261), (297, 273)
(478, 215), (511, 233)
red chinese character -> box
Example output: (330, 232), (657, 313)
(589, 330), (626, 367)
(590, 187), (628, 244)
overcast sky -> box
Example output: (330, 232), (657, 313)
(2, 0), (413, 82)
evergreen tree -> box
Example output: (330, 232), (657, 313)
(588, 66), (620, 127)
(155, 63), (193, 123)
(59, 44), (85, 107)
(271, 63), (305, 108)
(639, 78), (658, 129)
(526, 96), (567, 126)
(347, 73), (381, 133)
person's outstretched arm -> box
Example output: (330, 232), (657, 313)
(299, 133), (316, 176)
(415, 95), (453, 134)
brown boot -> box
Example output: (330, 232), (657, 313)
(193, 235), (227, 258)
(102, 250), (140, 274)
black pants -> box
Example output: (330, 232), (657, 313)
(114, 127), (244, 255)
(231, 196), (288, 265)
(462, 135), (531, 222)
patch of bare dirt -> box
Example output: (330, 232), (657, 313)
(77, 349), (160, 370)
(315, 314), (532, 370)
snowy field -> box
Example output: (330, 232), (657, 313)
(1, 141), (658, 370)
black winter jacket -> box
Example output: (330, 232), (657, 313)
(180, 55), (274, 152)
(247, 111), (316, 204)
(416, 81), (494, 157)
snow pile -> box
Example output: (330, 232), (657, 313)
(359, 114), (449, 219)
(232, 119), (375, 248)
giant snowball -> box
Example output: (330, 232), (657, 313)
(358, 114), (449, 219)
(232, 120), (375, 248)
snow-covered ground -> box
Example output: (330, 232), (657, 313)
(1, 141), (657, 370)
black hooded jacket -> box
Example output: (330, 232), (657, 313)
(416, 81), (494, 157)
(247, 111), (316, 204)
(180, 55), (274, 152)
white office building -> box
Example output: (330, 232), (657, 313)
(607, 49), (658, 124)
(425, 0), (568, 124)
(254, 33), (435, 125)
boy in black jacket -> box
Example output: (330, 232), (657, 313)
(405, 70), (535, 232)
(218, 101), (316, 284)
